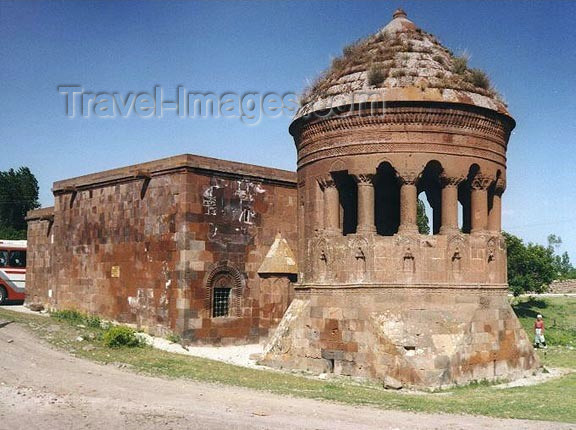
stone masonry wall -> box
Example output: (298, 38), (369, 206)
(25, 207), (54, 305)
(26, 155), (297, 344)
(263, 287), (537, 388)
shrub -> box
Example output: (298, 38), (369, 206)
(85, 315), (102, 329)
(452, 56), (468, 74)
(166, 333), (181, 344)
(391, 69), (406, 78)
(342, 38), (369, 64)
(331, 57), (346, 71)
(432, 54), (445, 66)
(103, 325), (142, 348)
(367, 65), (387, 86)
(469, 68), (491, 90)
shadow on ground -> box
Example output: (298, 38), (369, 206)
(512, 297), (548, 319)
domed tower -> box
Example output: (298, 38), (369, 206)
(262, 10), (538, 388)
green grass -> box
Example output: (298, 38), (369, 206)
(512, 296), (576, 347)
(51, 309), (103, 329)
(1, 299), (575, 423)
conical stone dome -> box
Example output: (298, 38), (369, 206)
(297, 9), (509, 120)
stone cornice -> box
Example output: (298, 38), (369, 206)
(53, 153), (297, 195)
(26, 206), (55, 222)
(294, 104), (512, 148)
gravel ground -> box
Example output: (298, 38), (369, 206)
(139, 332), (264, 368)
(1, 322), (574, 430)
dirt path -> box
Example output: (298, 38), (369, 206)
(0, 322), (572, 430)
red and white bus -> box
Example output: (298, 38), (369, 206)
(0, 240), (27, 304)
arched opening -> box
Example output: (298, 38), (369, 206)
(211, 273), (234, 317)
(374, 162), (400, 236)
(417, 161), (443, 235)
(488, 169), (501, 217)
(417, 193), (433, 235)
(333, 171), (357, 235)
(204, 262), (245, 318)
(458, 164), (479, 234)
(457, 200), (464, 231)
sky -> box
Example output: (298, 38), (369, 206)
(1, 1), (575, 256)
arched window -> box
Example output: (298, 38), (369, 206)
(211, 274), (233, 317)
(417, 160), (443, 235)
(204, 261), (245, 318)
(374, 161), (400, 236)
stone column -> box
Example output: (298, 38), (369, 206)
(320, 176), (339, 232)
(488, 178), (506, 232)
(353, 174), (376, 233)
(470, 174), (492, 234)
(440, 175), (465, 234)
(397, 171), (419, 233)
(313, 178), (324, 231)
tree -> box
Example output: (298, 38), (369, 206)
(546, 234), (576, 280)
(504, 232), (556, 296)
(547, 234), (562, 252)
(0, 167), (40, 239)
(553, 251), (576, 280)
(416, 198), (430, 235)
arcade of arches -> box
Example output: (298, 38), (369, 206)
(316, 162), (505, 237)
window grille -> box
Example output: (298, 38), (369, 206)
(213, 287), (231, 317)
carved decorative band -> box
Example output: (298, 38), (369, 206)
(300, 132), (506, 162)
(297, 107), (511, 145)
(298, 142), (507, 169)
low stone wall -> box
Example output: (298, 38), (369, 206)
(548, 280), (576, 294)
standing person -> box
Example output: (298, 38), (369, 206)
(534, 314), (547, 349)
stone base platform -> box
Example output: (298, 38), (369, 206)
(261, 285), (539, 389)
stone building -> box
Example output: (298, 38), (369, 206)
(26, 154), (297, 344)
(262, 10), (538, 387)
(26, 9), (538, 388)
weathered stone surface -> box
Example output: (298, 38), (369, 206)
(26, 154), (297, 344)
(261, 10), (538, 388)
(383, 375), (403, 390)
(548, 280), (576, 294)
(258, 233), (298, 275)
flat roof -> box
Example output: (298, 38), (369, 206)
(52, 153), (297, 193)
